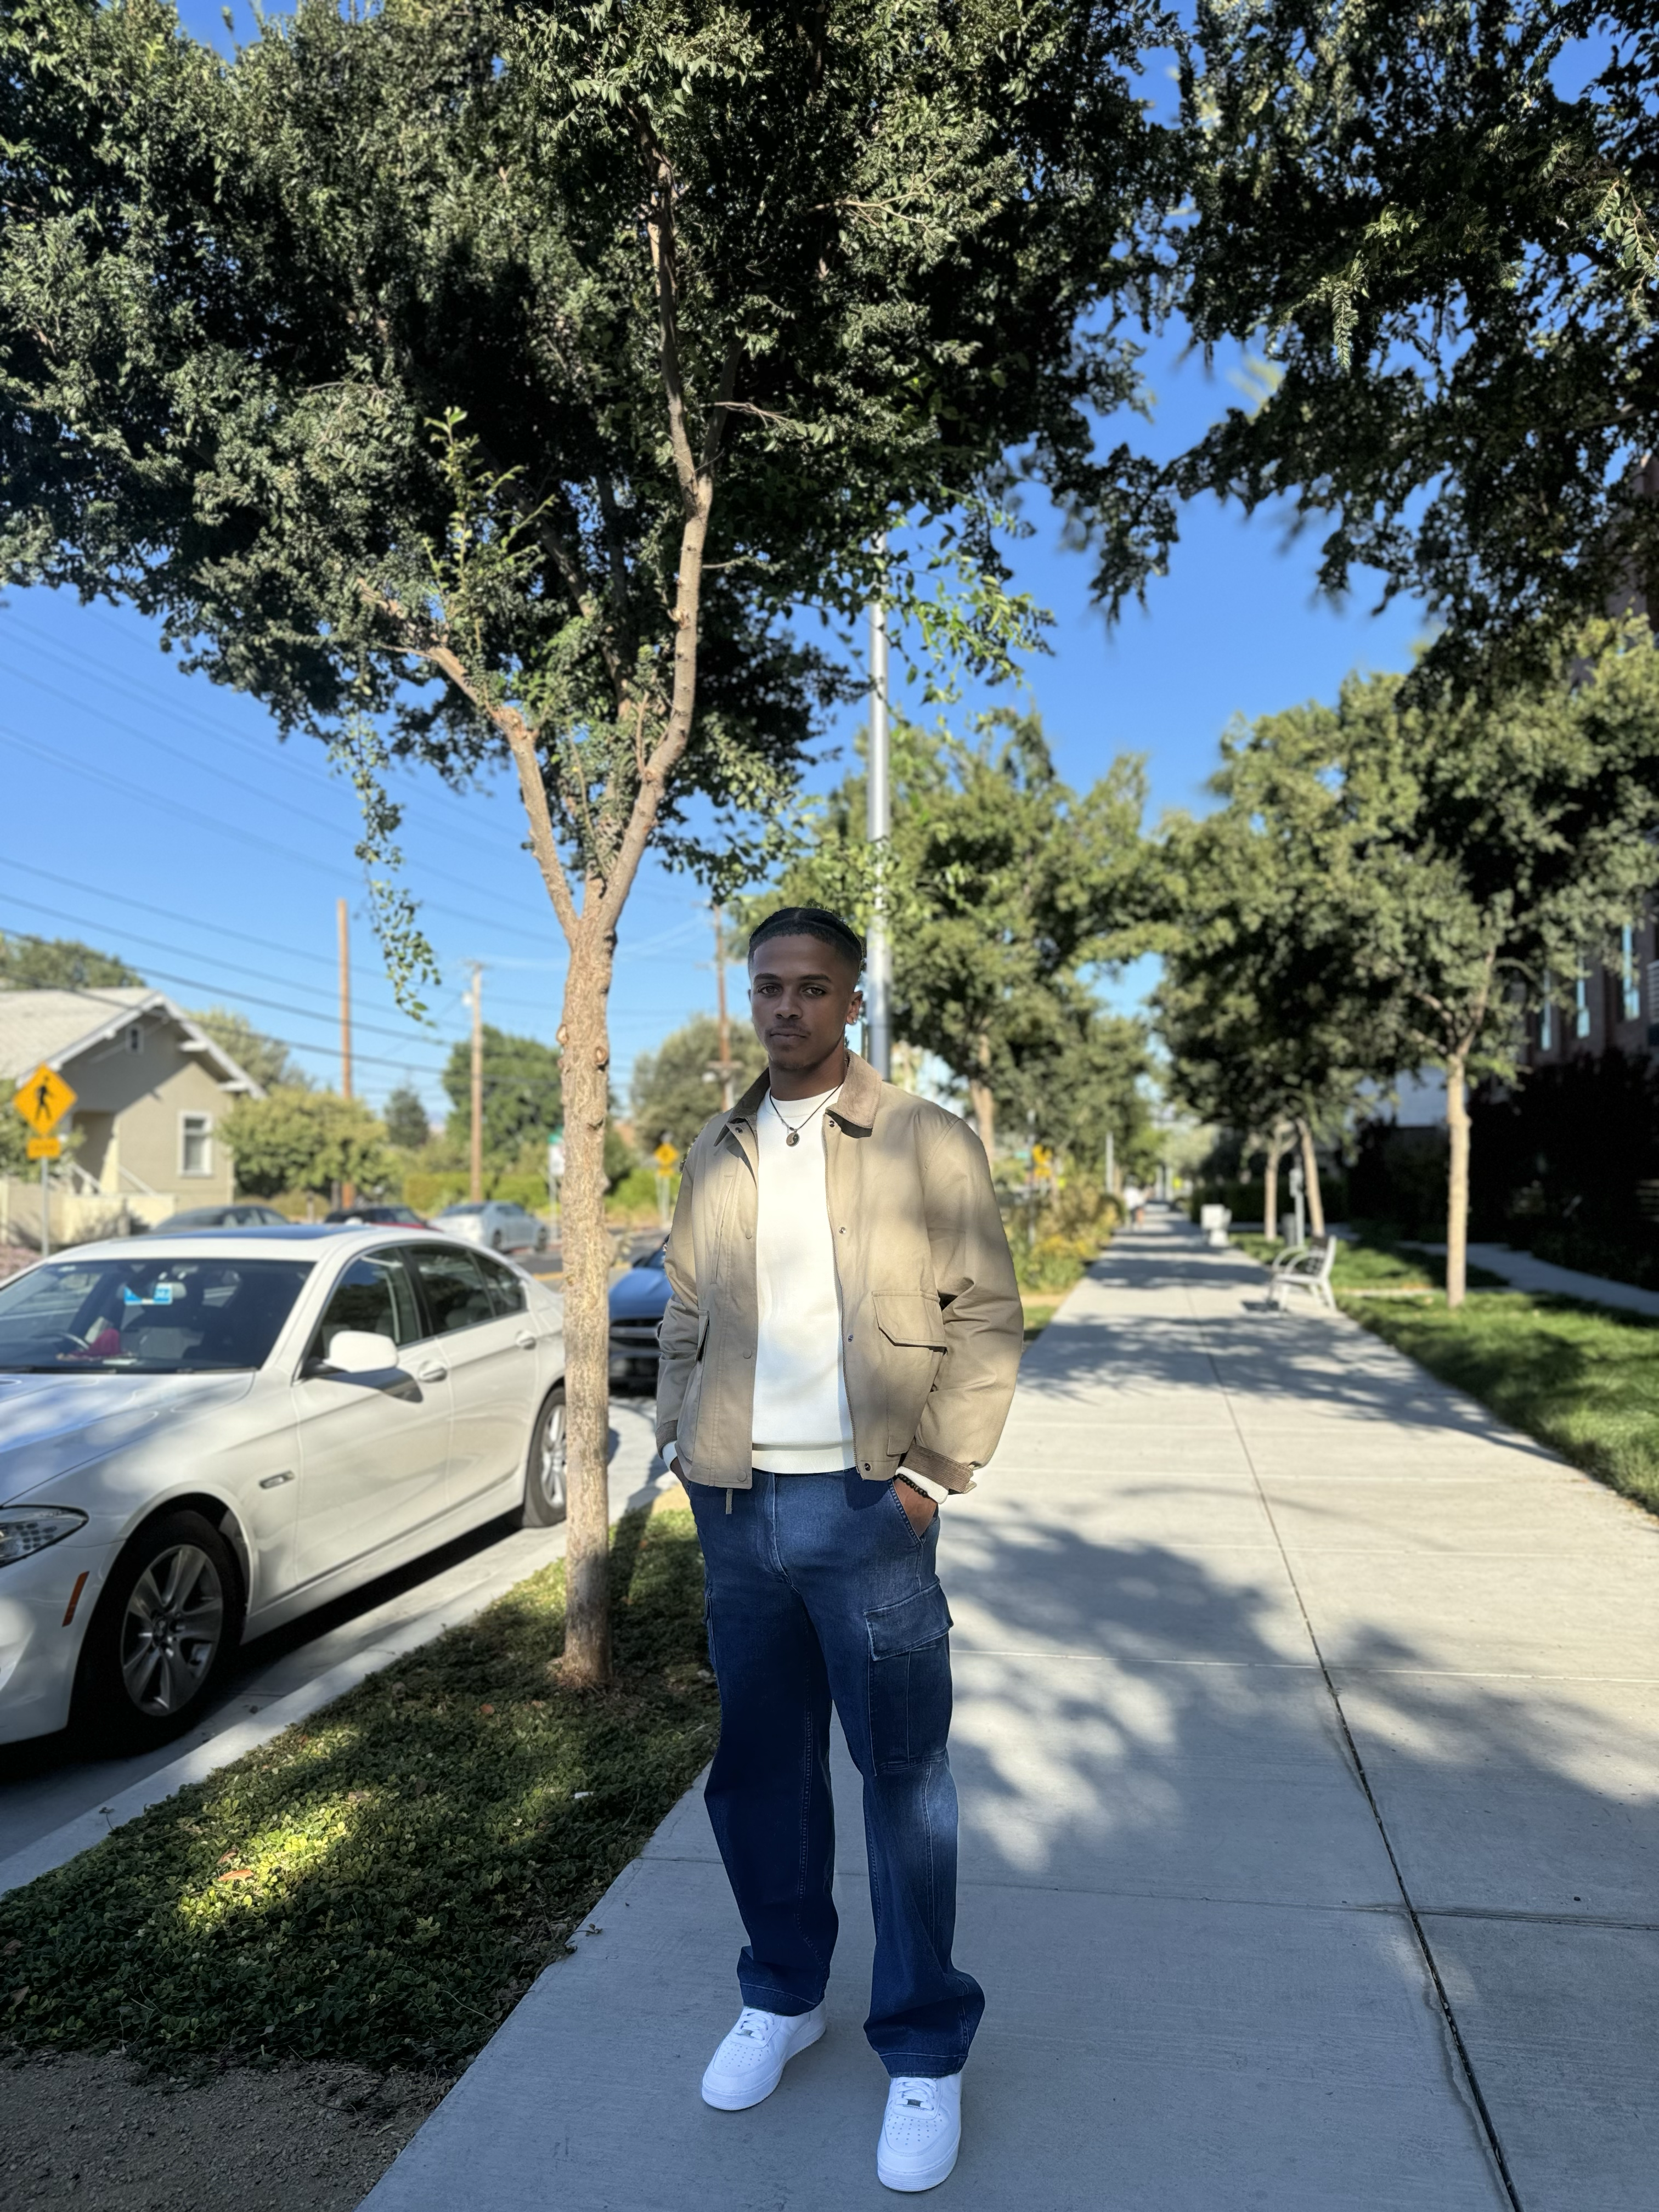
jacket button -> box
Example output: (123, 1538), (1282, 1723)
(847, 1332), (853, 1341)
(861, 1462), (871, 1472)
(838, 1226), (847, 1235)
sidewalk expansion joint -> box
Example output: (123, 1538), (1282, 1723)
(1200, 1317), (1530, 2212)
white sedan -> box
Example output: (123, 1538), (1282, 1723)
(0, 1226), (567, 1750)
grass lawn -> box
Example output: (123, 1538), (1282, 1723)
(1349, 1291), (1659, 1516)
(0, 1503), (717, 2075)
(1022, 1293), (1065, 1339)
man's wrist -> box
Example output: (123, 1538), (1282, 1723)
(897, 1466), (950, 1506)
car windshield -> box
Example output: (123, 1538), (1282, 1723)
(633, 1245), (667, 1270)
(439, 1203), (484, 1217)
(0, 1257), (314, 1373)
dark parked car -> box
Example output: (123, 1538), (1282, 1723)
(139, 1203), (290, 1232)
(323, 1203), (429, 1227)
(609, 1240), (670, 1390)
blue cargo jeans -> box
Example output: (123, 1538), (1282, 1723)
(688, 1466), (984, 2078)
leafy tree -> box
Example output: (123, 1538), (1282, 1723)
(442, 1026), (562, 1162)
(0, 933), (140, 990)
(0, 0), (1178, 1681)
(1171, 622), (1659, 1303)
(632, 1014), (767, 1158)
(382, 1082), (432, 1153)
(1156, 2), (1659, 680)
(222, 1089), (390, 1201)
(760, 710), (1149, 1153)
(1156, 743), (1380, 1237)
(187, 1006), (307, 1093)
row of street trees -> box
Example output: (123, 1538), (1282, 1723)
(1157, 623), (1659, 1304)
(2, 0), (1654, 1671)
(753, 710), (1153, 1171)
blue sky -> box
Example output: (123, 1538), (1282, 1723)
(0, 8), (1428, 1123)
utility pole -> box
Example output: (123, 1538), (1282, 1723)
(337, 898), (354, 1208)
(866, 533), (891, 1078)
(469, 963), (484, 1203)
(712, 903), (736, 1110)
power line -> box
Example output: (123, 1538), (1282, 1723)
(0, 724), (555, 944)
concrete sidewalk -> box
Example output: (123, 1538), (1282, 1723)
(362, 1215), (1659, 2211)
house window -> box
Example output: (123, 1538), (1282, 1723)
(179, 1113), (213, 1177)
(125, 1025), (142, 1053)
(1622, 927), (1641, 1023)
(1574, 961), (1591, 1040)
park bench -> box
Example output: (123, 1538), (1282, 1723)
(1268, 1233), (1338, 1312)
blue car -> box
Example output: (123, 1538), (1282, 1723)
(609, 1239), (670, 1391)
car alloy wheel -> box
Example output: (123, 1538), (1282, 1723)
(522, 1387), (567, 1526)
(120, 1542), (225, 1716)
(74, 1508), (242, 1751)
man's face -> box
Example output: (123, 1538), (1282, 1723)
(748, 933), (863, 1074)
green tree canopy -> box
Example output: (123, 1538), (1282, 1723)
(631, 1014), (767, 1157)
(0, 0), (1180, 1680)
(1155, 3), (1659, 680)
(758, 708), (1150, 1154)
(1164, 620), (1659, 1299)
(0, 933), (140, 990)
(442, 1026), (561, 1163)
(382, 1082), (432, 1153)
(221, 1088), (390, 1200)
(187, 1006), (307, 1093)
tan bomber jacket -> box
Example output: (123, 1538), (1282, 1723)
(654, 1052), (1023, 1494)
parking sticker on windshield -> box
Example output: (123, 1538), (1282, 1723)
(121, 1284), (177, 1306)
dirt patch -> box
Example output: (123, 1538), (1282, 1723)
(0, 2049), (449, 2210)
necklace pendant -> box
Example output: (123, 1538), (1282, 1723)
(786, 1129), (800, 1146)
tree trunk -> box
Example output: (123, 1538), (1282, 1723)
(556, 925), (617, 1686)
(1296, 1117), (1326, 1236)
(1445, 1051), (1470, 1312)
(968, 1080), (995, 1155)
(968, 1032), (995, 1155)
(1263, 1127), (1285, 1240)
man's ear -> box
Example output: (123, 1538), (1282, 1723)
(847, 988), (865, 1026)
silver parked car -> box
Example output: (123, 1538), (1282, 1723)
(435, 1200), (549, 1256)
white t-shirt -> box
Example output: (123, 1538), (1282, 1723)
(750, 1082), (855, 1473)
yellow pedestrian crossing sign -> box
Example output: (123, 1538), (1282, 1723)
(15, 1063), (76, 1136)
(26, 1135), (61, 1160)
(653, 1141), (680, 1171)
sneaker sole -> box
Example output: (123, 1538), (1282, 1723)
(877, 2130), (961, 2192)
(701, 2015), (826, 2111)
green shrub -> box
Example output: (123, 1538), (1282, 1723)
(607, 1166), (679, 1224)
(1015, 1233), (1090, 1292)
(403, 1169), (551, 1217)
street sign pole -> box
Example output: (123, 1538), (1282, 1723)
(39, 1152), (49, 1259)
(14, 1063), (76, 1259)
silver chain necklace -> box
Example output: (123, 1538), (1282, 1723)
(767, 1084), (840, 1148)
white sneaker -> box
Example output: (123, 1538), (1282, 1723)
(877, 2072), (962, 2192)
(701, 2002), (826, 2111)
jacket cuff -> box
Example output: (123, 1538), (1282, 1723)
(901, 1442), (975, 1495)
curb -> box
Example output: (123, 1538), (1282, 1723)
(0, 1458), (672, 1901)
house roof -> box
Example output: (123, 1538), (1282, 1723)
(0, 988), (264, 1098)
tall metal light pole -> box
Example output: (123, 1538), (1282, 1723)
(712, 902), (736, 1110)
(469, 963), (484, 1203)
(337, 898), (355, 1208)
(865, 535), (891, 1079)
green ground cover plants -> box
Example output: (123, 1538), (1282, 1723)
(1348, 1292), (1659, 1516)
(0, 1506), (716, 2074)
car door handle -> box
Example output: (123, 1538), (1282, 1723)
(416, 1361), (448, 1383)
(515, 1331), (537, 1350)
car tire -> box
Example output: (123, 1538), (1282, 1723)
(72, 1510), (242, 1752)
(521, 1386), (567, 1526)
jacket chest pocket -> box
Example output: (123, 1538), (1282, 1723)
(873, 1292), (947, 1452)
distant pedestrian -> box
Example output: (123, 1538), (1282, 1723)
(657, 904), (1023, 2193)
(1122, 1179), (1146, 1227)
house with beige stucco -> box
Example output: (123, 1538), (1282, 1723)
(0, 988), (263, 1244)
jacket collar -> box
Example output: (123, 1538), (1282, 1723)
(726, 1047), (881, 1137)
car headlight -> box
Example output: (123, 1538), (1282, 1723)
(0, 1507), (89, 1568)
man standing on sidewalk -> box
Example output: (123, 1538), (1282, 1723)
(657, 904), (1023, 2193)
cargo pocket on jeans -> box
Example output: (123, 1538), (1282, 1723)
(865, 1581), (953, 1772)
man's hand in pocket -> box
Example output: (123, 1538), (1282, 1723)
(896, 1477), (938, 1536)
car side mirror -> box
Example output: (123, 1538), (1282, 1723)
(323, 1329), (399, 1374)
